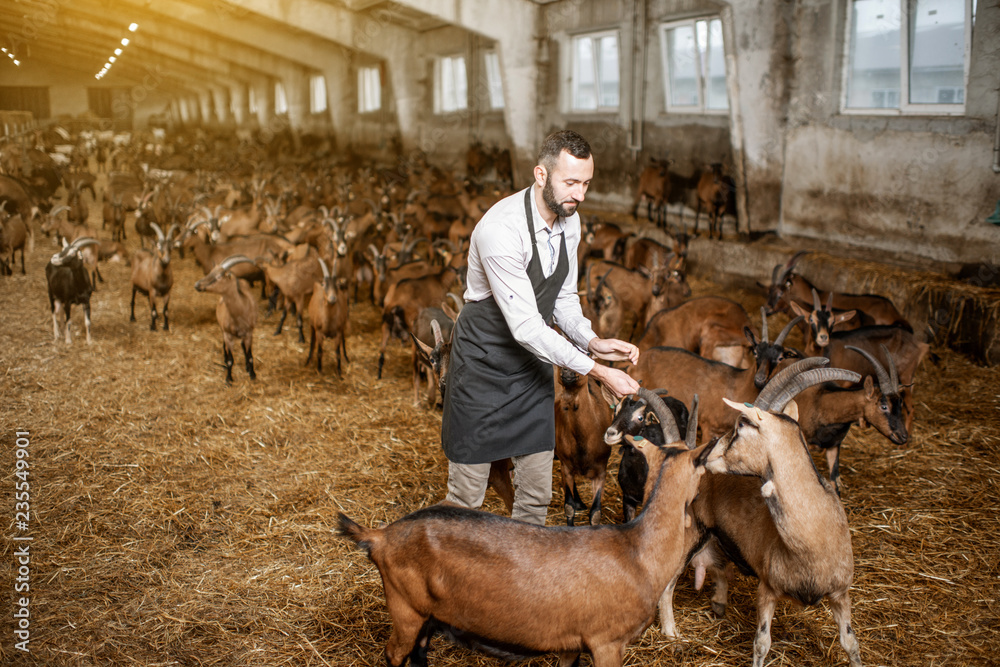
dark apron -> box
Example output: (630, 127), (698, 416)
(442, 188), (570, 464)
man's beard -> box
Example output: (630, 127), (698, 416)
(542, 178), (579, 218)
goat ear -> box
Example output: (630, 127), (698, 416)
(863, 374), (876, 398)
(743, 326), (757, 346)
(781, 399), (799, 421)
(834, 310), (857, 326)
(411, 333), (433, 361)
(599, 382), (619, 409)
(789, 301), (809, 318)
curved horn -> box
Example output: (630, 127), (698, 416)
(317, 256), (330, 279)
(150, 222), (165, 242)
(166, 224), (181, 240)
(57, 236), (100, 259)
(845, 345), (895, 396)
(685, 394), (699, 450)
(883, 343), (900, 393)
(50, 205), (70, 217)
(218, 255), (257, 272)
(778, 250), (811, 283)
(0, 200), (8, 214)
(430, 319), (443, 346)
(774, 315), (805, 347)
(200, 205), (213, 220)
(637, 388), (681, 444)
(758, 367), (863, 414)
(812, 287), (822, 312)
(759, 307), (769, 343)
(753, 357), (831, 410)
(445, 291), (463, 314)
(825, 290), (834, 313)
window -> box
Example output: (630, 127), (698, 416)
(571, 31), (619, 111)
(274, 82), (288, 114)
(484, 51), (505, 110)
(358, 66), (381, 113)
(434, 55), (468, 114)
(843, 0), (975, 114)
(310, 75), (327, 114)
(659, 18), (728, 113)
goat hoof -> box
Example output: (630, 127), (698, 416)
(711, 601), (727, 618)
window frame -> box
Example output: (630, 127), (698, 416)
(433, 54), (469, 115)
(358, 65), (382, 114)
(569, 29), (621, 113)
(840, 0), (974, 117)
(657, 17), (729, 116)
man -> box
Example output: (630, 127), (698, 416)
(441, 130), (640, 526)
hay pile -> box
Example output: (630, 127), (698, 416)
(1, 197), (998, 666)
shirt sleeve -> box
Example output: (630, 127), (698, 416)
(552, 219), (598, 352)
(478, 224), (596, 376)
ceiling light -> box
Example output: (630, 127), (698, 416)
(115, 48), (122, 55)
(129, 23), (138, 32)
(109, 56), (116, 63)
(121, 38), (129, 46)
(13, 60), (19, 66)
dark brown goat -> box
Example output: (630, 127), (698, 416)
(553, 367), (614, 526)
(694, 163), (730, 240)
(632, 158), (672, 228)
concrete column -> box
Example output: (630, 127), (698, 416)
(198, 91), (214, 127)
(251, 77), (272, 128)
(320, 59), (351, 141)
(211, 86), (231, 125)
(229, 82), (249, 126)
(280, 66), (308, 138)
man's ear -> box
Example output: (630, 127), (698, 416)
(534, 165), (547, 187)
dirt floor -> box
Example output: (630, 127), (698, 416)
(1, 181), (999, 666)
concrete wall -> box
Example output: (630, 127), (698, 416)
(777, 0), (1000, 265)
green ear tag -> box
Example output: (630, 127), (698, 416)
(744, 402), (754, 408)
(633, 435), (644, 442)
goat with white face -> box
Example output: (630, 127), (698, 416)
(695, 359), (865, 667)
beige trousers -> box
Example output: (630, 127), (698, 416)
(445, 449), (553, 526)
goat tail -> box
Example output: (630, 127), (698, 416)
(337, 512), (378, 554)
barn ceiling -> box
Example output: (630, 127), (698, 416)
(0, 0), (546, 98)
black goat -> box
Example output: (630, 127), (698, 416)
(46, 237), (100, 345)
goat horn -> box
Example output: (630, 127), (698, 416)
(0, 201), (8, 214)
(774, 315), (804, 347)
(166, 224), (180, 240)
(200, 206), (213, 220)
(758, 367), (862, 414)
(445, 292), (463, 313)
(753, 357), (830, 410)
(51, 205), (70, 217)
(883, 343), (900, 394)
(431, 319), (443, 346)
(218, 255), (257, 272)
(779, 250), (811, 283)
(812, 288), (822, 312)
(58, 236), (100, 259)
(845, 345), (895, 396)
(825, 290), (834, 313)
(759, 307), (769, 343)
(685, 394), (699, 450)
(637, 388), (682, 444)
(150, 222), (165, 242)
(317, 256), (330, 279)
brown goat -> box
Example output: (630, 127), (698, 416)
(627, 319), (807, 442)
(689, 363), (864, 667)
(305, 257), (351, 377)
(0, 205), (31, 275)
(194, 255), (259, 385)
(693, 163), (730, 240)
(553, 367), (614, 526)
(632, 158), (672, 228)
(338, 404), (715, 666)
(377, 265), (463, 380)
(636, 296), (753, 367)
(130, 223), (177, 331)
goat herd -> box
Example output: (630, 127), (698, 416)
(1, 130), (933, 666)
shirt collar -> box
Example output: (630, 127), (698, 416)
(530, 183), (566, 236)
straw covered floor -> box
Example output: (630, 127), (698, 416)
(1, 208), (998, 667)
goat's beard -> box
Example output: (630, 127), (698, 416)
(542, 178), (579, 219)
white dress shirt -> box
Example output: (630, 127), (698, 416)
(464, 184), (597, 376)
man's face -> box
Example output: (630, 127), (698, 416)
(541, 150), (594, 218)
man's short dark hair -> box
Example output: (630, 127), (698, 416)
(537, 130), (591, 173)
